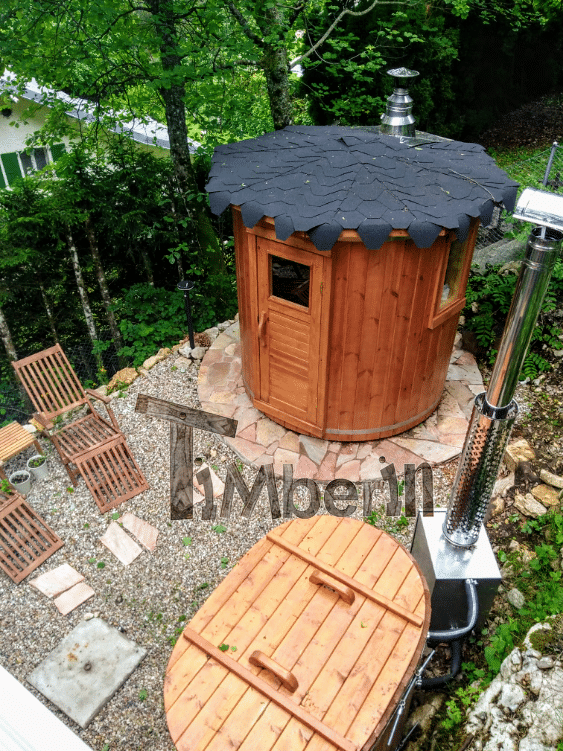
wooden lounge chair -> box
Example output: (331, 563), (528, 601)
(12, 344), (148, 512)
(0, 489), (63, 583)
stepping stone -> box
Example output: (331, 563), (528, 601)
(54, 582), (95, 615)
(119, 513), (159, 551)
(28, 618), (146, 728)
(100, 522), (143, 565)
(30, 563), (84, 598)
(0, 665), (94, 750)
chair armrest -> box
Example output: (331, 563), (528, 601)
(85, 388), (111, 405)
(85, 390), (120, 431)
(32, 413), (54, 431)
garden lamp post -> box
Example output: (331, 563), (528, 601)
(177, 279), (195, 349)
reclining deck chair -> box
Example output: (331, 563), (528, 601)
(0, 489), (63, 583)
(13, 344), (148, 512)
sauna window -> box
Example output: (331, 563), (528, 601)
(270, 255), (310, 307)
(438, 238), (465, 310)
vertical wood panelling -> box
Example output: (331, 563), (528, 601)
(337, 243), (370, 432)
(367, 241), (406, 433)
(380, 242), (421, 430)
(351, 247), (386, 432)
(325, 243), (350, 429)
(235, 219), (475, 442)
(399, 243), (441, 422)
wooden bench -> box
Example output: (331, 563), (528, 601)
(0, 421), (43, 480)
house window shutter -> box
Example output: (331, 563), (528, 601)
(0, 152), (23, 186)
(50, 143), (66, 161)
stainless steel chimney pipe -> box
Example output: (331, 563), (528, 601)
(443, 223), (563, 548)
(380, 68), (419, 138)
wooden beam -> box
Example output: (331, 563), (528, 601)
(135, 393), (237, 437)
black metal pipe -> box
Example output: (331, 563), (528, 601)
(177, 280), (195, 349)
(419, 638), (463, 689)
(427, 579), (479, 644)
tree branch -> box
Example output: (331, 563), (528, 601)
(290, 0), (413, 69)
(225, 0), (265, 48)
(288, 1), (308, 29)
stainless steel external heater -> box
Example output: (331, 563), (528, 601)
(413, 181), (563, 644)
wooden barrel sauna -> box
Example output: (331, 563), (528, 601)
(234, 207), (480, 440)
(206, 126), (518, 441)
(164, 516), (430, 751)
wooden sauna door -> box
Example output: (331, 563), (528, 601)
(255, 238), (324, 430)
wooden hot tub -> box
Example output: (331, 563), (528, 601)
(207, 126), (518, 441)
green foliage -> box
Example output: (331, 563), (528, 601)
(475, 510), (563, 684)
(463, 259), (563, 379)
(112, 284), (186, 368)
(441, 684), (480, 732)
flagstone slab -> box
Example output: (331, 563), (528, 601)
(100, 522), (143, 565)
(391, 437), (460, 464)
(28, 618), (146, 728)
(30, 564), (84, 598)
(199, 322), (485, 481)
(119, 513), (159, 552)
(54, 582), (95, 616)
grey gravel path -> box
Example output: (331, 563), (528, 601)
(0, 345), (459, 751)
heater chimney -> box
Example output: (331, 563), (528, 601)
(380, 68), (419, 138)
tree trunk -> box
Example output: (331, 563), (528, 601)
(137, 242), (155, 286)
(66, 229), (99, 347)
(262, 7), (293, 130)
(0, 306), (18, 361)
(149, 0), (222, 267)
(38, 277), (59, 343)
(84, 216), (125, 351)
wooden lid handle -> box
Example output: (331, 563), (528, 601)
(310, 569), (355, 605)
(249, 651), (298, 693)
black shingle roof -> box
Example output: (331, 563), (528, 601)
(206, 125), (519, 251)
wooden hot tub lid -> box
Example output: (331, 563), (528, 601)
(164, 516), (430, 751)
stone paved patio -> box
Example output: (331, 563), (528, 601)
(198, 323), (485, 481)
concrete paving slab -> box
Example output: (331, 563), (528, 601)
(100, 522), (143, 565)
(54, 582), (95, 615)
(28, 618), (146, 728)
(29, 564), (84, 598)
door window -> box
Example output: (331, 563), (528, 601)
(270, 255), (310, 308)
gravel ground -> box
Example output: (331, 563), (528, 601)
(0, 341), (459, 751)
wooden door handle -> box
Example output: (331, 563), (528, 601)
(249, 650), (298, 692)
(257, 311), (267, 343)
(310, 569), (355, 605)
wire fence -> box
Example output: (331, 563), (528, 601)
(0, 336), (127, 427)
(475, 141), (563, 249)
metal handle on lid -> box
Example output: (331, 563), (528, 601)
(249, 650), (298, 692)
(310, 569), (355, 605)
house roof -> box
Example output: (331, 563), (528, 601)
(206, 125), (519, 250)
(0, 71), (200, 153)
